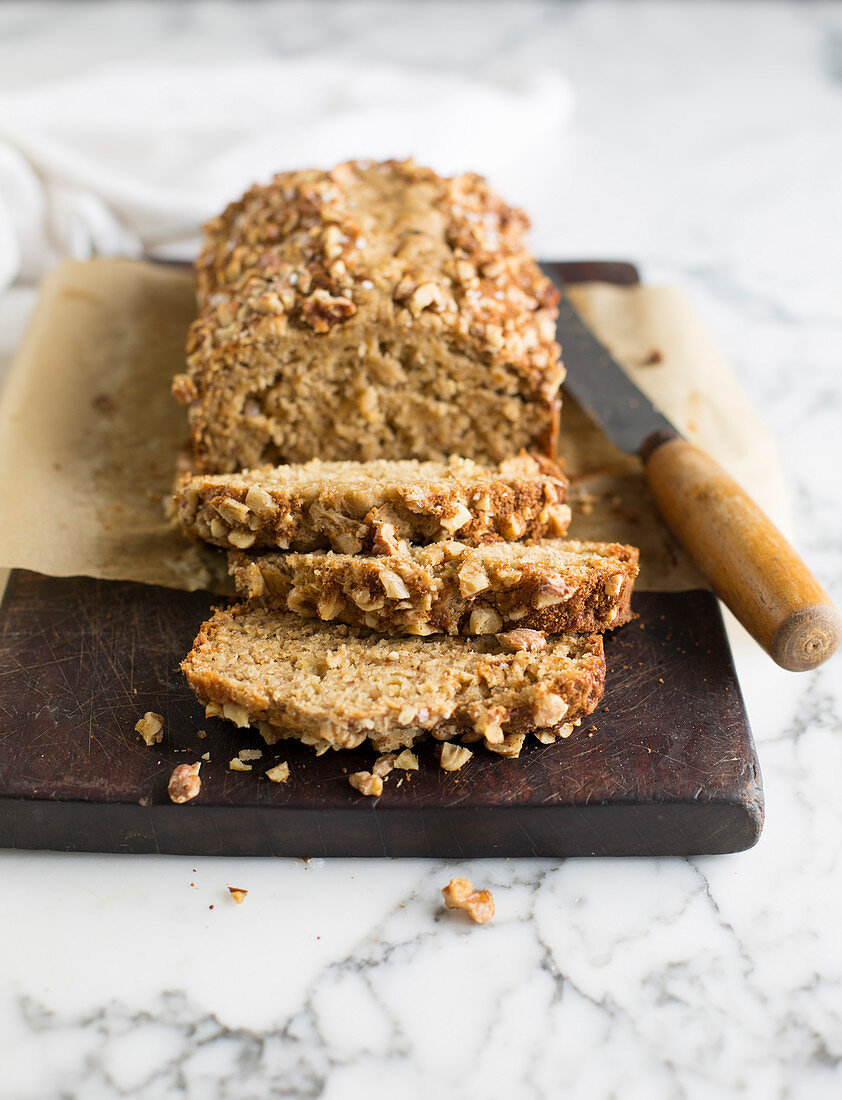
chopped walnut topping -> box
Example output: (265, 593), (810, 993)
(300, 289), (356, 332)
(539, 503), (572, 537)
(442, 877), (494, 924)
(371, 521), (409, 557)
(135, 711), (164, 746)
(215, 497), (249, 525)
(239, 561), (266, 599)
(348, 771), (383, 797)
(498, 628), (547, 653)
(228, 529), (256, 549)
(440, 503), (472, 534)
(228, 887), (248, 904)
(485, 732), (526, 757)
(245, 486), (276, 516)
(468, 606), (503, 635)
(168, 762), (201, 804)
(605, 573), (624, 597)
(223, 702), (250, 728)
(266, 761), (290, 783)
(439, 743), (473, 771)
(532, 691), (569, 727)
(472, 706), (507, 744)
(379, 569), (410, 600)
(316, 590), (345, 621)
(532, 576), (574, 609)
(408, 282), (446, 315)
(457, 562), (491, 598)
(498, 513), (527, 539)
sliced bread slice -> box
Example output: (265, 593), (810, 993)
(230, 539), (638, 636)
(174, 452), (569, 554)
(181, 606), (605, 754)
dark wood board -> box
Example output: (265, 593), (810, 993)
(0, 260), (764, 858)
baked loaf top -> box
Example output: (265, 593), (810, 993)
(173, 159), (563, 472)
(175, 453), (570, 554)
(182, 607), (605, 754)
(231, 539), (639, 637)
(187, 158), (560, 388)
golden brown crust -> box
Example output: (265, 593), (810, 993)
(181, 607), (605, 754)
(175, 159), (563, 472)
(230, 539), (638, 636)
(174, 453), (570, 553)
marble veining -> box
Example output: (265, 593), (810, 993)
(1, 2), (841, 1098)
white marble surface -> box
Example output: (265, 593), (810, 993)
(1, 2), (842, 1097)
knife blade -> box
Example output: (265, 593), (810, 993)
(555, 291), (677, 456)
(548, 275), (841, 672)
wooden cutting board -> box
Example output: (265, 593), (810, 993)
(0, 262), (763, 858)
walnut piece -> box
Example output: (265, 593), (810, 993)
(348, 771), (384, 797)
(371, 522), (410, 557)
(168, 762), (201, 804)
(498, 628), (546, 653)
(439, 743), (473, 771)
(532, 692), (569, 727)
(135, 711), (164, 746)
(266, 762), (290, 783)
(228, 887), (248, 904)
(485, 732), (526, 757)
(393, 749), (419, 771)
(468, 606), (503, 635)
(442, 877), (495, 924)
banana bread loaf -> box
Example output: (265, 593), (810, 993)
(230, 539), (638, 636)
(182, 606), (605, 754)
(174, 453), (570, 554)
(173, 159), (563, 473)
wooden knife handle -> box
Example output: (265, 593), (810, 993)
(643, 432), (841, 671)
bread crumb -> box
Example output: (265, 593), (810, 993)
(168, 762), (201, 803)
(266, 762), (290, 783)
(228, 887), (248, 904)
(238, 748), (263, 761)
(229, 758), (252, 772)
(197, 729), (207, 739)
(135, 712), (164, 746)
(442, 877), (494, 924)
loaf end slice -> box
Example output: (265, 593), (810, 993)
(175, 453), (570, 553)
(181, 607), (605, 754)
(231, 539), (639, 636)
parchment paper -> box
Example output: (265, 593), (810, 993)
(0, 259), (788, 595)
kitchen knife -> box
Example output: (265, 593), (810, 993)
(554, 289), (841, 672)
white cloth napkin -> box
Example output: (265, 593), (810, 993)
(0, 59), (574, 289)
